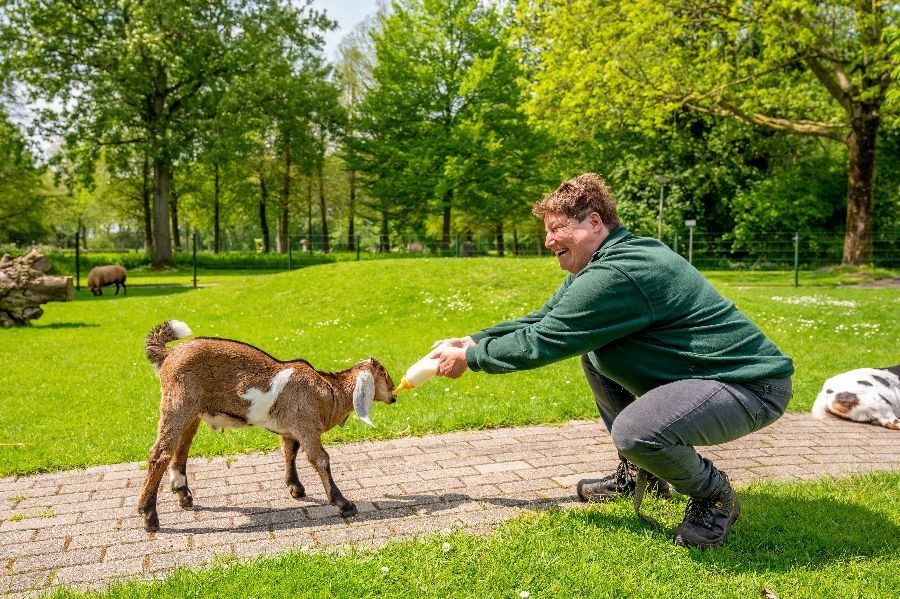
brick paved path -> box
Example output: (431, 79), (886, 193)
(1, 414), (897, 596)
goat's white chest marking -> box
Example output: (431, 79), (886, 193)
(242, 368), (294, 429)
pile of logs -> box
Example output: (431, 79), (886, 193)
(0, 250), (73, 327)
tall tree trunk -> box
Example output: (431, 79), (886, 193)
(347, 169), (356, 252)
(142, 155), (153, 252)
(513, 226), (519, 256)
(259, 170), (270, 253)
(278, 149), (291, 254)
(213, 162), (221, 254)
(317, 163), (330, 253)
(151, 155), (173, 267)
(170, 168), (181, 251)
(78, 216), (87, 250)
(496, 222), (505, 257)
(842, 110), (879, 265)
(150, 67), (173, 269)
(441, 188), (452, 251)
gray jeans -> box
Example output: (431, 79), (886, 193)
(581, 355), (792, 498)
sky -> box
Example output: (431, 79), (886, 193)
(309, 0), (381, 60)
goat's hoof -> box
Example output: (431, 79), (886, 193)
(142, 512), (160, 532)
(177, 492), (193, 509)
(339, 502), (357, 517)
(289, 485), (306, 499)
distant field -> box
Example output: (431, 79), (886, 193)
(1, 258), (897, 476)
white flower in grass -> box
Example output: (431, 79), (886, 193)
(519, 591), (530, 598)
(441, 541), (451, 553)
(381, 566), (390, 573)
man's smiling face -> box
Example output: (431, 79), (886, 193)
(543, 211), (607, 275)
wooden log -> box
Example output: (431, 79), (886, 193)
(0, 251), (73, 327)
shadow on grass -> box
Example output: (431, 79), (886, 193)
(71, 285), (195, 300)
(574, 485), (900, 572)
(32, 322), (100, 329)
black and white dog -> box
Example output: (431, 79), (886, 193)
(812, 366), (900, 429)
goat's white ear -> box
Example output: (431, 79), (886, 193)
(353, 370), (376, 428)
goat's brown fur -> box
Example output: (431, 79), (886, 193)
(87, 264), (127, 296)
(138, 320), (397, 532)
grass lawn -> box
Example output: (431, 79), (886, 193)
(1, 258), (898, 476)
(52, 472), (900, 599)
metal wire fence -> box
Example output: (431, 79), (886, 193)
(176, 229), (900, 269)
(6, 229), (899, 274)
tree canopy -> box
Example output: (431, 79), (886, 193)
(519, 0), (899, 264)
(0, 0), (897, 265)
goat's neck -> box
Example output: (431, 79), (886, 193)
(322, 368), (358, 431)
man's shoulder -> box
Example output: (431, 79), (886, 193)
(593, 231), (675, 269)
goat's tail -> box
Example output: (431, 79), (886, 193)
(145, 320), (192, 369)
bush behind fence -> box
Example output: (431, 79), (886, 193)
(4, 230), (898, 275)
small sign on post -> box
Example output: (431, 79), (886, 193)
(684, 220), (697, 265)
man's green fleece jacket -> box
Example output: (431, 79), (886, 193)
(465, 226), (794, 397)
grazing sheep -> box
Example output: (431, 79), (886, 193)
(138, 320), (397, 532)
(87, 265), (127, 296)
(812, 366), (900, 429)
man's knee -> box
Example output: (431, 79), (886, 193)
(610, 413), (660, 458)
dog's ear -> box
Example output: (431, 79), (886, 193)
(353, 369), (375, 427)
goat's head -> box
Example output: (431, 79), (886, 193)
(352, 357), (397, 427)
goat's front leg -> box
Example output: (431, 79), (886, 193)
(279, 435), (306, 498)
(168, 418), (200, 508)
(300, 435), (356, 517)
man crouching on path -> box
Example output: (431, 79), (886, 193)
(432, 173), (794, 549)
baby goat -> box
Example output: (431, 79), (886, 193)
(812, 366), (900, 430)
(138, 320), (397, 532)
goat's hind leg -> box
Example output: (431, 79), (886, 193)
(280, 435), (306, 499)
(138, 413), (188, 532)
(299, 435), (356, 517)
(169, 418), (200, 508)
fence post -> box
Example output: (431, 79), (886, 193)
(356, 235), (361, 261)
(455, 234), (460, 257)
(793, 233), (799, 287)
(75, 231), (81, 291)
(192, 230), (198, 288)
(288, 236), (292, 271)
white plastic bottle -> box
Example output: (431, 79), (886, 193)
(394, 343), (451, 392)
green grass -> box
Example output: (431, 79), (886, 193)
(1, 258), (897, 476)
(51, 472), (900, 599)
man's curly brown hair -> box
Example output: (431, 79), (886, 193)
(532, 173), (620, 228)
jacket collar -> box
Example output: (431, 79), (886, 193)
(591, 226), (631, 261)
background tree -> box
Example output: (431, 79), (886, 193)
(335, 17), (378, 252)
(5, 0), (332, 266)
(351, 0), (548, 250)
(519, 0), (899, 264)
(0, 108), (46, 245)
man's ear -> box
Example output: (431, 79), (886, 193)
(353, 370), (375, 427)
